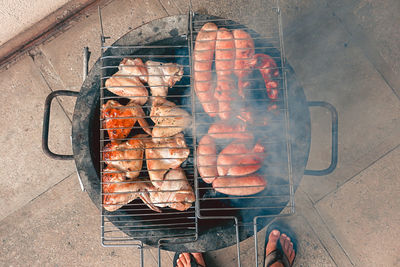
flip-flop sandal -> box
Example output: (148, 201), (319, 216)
(173, 252), (206, 267)
(263, 220), (297, 267)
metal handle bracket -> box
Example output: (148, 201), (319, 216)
(304, 101), (338, 176)
(42, 90), (79, 160)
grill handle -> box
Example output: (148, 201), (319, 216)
(304, 101), (338, 176)
(42, 90), (79, 160)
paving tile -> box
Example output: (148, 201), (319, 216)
(269, 215), (336, 267)
(0, 54), (74, 221)
(158, 0), (182, 15)
(294, 188), (354, 266)
(29, 46), (77, 121)
(332, 0), (400, 79)
(316, 145), (400, 266)
(0, 173), (159, 267)
(173, 0), (329, 31)
(284, 8), (400, 202)
(203, 212), (336, 266)
(38, 0), (168, 115)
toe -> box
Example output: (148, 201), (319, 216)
(284, 237), (291, 251)
(289, 243), (295, 263)
(183, 253), (191, 266)
(179, 253), (187, 266)
(279, 234), (286, 249)
(177, 254), (185, 267)
(266, 229), (280, 255)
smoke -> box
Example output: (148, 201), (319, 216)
(190, 15), (295, 224)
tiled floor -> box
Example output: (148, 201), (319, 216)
(1, 0), (399, 266)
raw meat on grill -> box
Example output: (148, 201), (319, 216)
(105, 58), (149, 105)
(101, 100), (152, 140)
(150, 97), (191, 138)
(145, 60), (184, 98)
(144, 133), (190, 188)
(102, 134), (147, 179)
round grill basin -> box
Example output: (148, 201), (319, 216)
(72, 15), (311, 252)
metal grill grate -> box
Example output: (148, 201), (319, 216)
(189, 4), (294, 266)
(98, 0), (293, 266)
(99, 13), (198, 250)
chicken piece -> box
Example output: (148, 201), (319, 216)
(144, 133), (190, 188)
(105, 58), (149, 105)
(103, 134), (148, 179)
(101, 100), (152, 140)
(150, 97), (191, 138)
(151, 168), (195, 211)
(232, 30), (256, 98)
(194, 22), (219, 117)
(102, 166), (161, 212)
(214, 28), (236, 120)
(145, 60), (184, 98)
(217, 140), (266, 176)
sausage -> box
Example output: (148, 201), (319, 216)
(214, 28), (236, 120)
(194, 23), (218, 117)
(212, 174), (267, 196)
(215, 28), (235, 77)
(217, 141), (266, 176)
(254, 54), (280, 100)
(232, 29), (256, 98)
(197, 135), (218, 183)
(208, 120), (253, 140)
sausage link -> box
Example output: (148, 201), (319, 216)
(212, 174), (266, 196)
(197, 135), (218, 184)
(194, 23), (218, 117)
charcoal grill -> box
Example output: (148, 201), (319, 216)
(42, 2), (338, 266)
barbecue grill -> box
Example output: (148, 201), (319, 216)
(42, 2), (338, 266)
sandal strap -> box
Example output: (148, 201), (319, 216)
(265, 249), (291, 267)
(189, 253), (205, 267)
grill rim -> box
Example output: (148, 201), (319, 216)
(71, 14), (312, 252)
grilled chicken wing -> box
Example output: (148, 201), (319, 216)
(101, 100), (152, 140)
(151, 168), (195, 211)
(144, 133), (190, 188)
(150, 97), (191, 138)
(102, 166), (161, 212)
(103, 134), (148, 179)
(105, 58), (149, 105)
(145, 60), (184, 98)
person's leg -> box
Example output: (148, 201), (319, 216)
(265, 230), (295, 267)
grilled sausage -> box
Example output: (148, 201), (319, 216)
(208, 120), (253, 140)
(214, 28), (236, 120)
(254, 54), (280, 100)
(232, 29), (256, 98)
(217, 141), (266, 176)
(197, 135), (218, 184)
(194, 22), (218, 117)
(212, 174), (266, 196)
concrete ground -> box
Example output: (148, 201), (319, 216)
(1, 0), (399, 266)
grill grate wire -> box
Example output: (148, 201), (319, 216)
(98, 1), (293, 266)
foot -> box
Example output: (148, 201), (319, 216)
(265, 230), (295, 267)
(176, 252), (206, 267)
